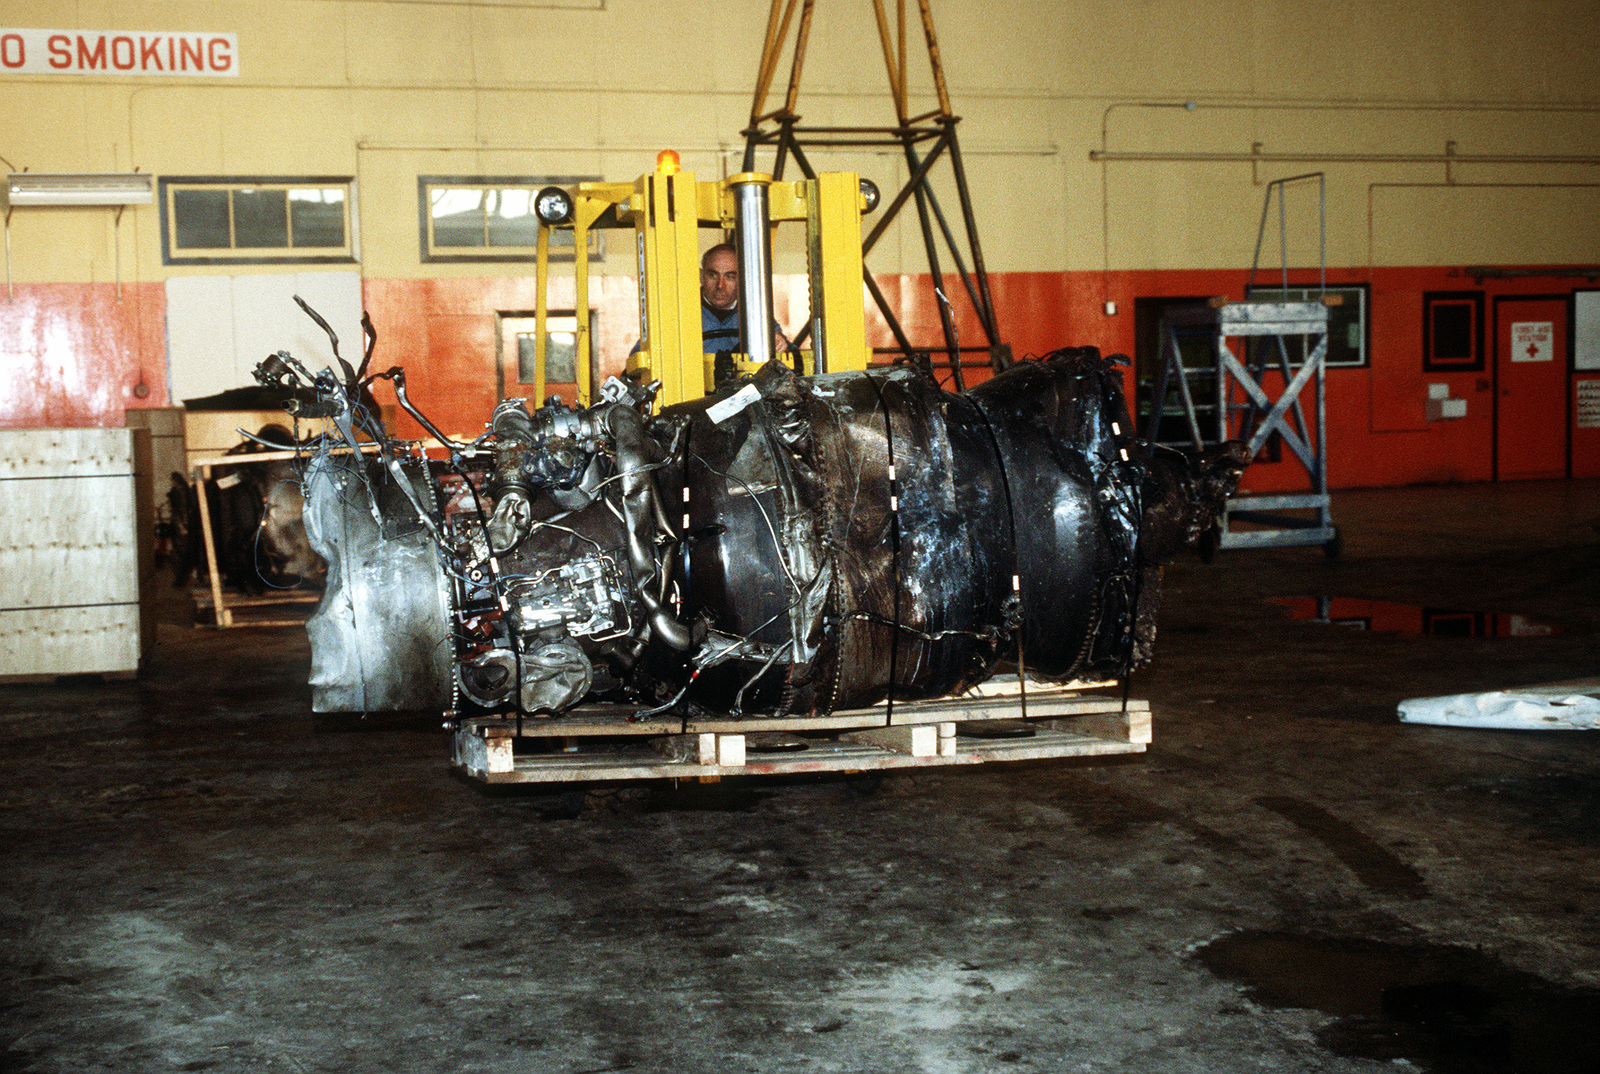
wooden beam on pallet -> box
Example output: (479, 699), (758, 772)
(840, 724), (937, 757)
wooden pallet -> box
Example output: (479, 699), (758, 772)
(451, 680), (1150, 785)
(190, 587), (320, 629)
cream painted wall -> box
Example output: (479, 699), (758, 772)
(4, 0), (1599, 285)
(165, 271), (362, 403)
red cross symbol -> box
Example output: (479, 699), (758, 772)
(1526, 342), (1541, 360)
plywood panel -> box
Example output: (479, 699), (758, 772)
(0, 605), (142, 678)
(0, 476), (139, 607)
(0, 428), (135, 479)
(183, 409), (292, 463)
(232, 272), (363, 386)
(126, 406), (186, 484)
(0, 428), (142, 677)
(165, 275), (236, 403)
(131, 425), (158, 655)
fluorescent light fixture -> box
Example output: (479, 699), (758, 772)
(5, 172), (154, 208)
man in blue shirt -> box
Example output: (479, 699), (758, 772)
(699, 242), (789, 355)
(699, 242), (743, 352)
(629, 244), (794, 383)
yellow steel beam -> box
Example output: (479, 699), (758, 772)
(808, 172), (869, 373)
(626, 160), (706, 408)
(916, 0), (952, 117)
(782, 0), (817, 118)
(570, 191), (615, 406)
(533, 223), (550, 405)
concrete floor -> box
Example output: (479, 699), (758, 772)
(3, 479), (1598, 1074)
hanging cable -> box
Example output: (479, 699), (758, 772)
(967, 393), (1027, 723)
(860, 372), (902, 728)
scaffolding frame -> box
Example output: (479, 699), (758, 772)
(1142, 175), (1339, 556)
(741, 0), (1009, 389)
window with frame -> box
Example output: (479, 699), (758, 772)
(1243, 284), (1369, 368)
(159, 177), (355, 265)
(419, 177), (603, 263)
(497, 310), (599, 406)
(1422, 291), (1485, 372)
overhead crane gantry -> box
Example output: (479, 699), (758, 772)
(741, 0), (1010, 390)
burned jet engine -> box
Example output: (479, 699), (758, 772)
(258, 339), (1243, 718)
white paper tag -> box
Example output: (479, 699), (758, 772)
(707, 383), (762, 425)
(215, 472), (243, 489)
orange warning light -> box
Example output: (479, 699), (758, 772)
(655, 149), (681, 174)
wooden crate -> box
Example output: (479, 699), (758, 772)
(183, 409), (295, 473)
(182, 406), (397, 473)
(0, 428), (146, 679)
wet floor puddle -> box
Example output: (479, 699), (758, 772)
(1270, 597), (1563, 637)
(1195, 931), (1600, 1073)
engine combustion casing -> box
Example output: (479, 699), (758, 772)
(299, 350), (1232, 718)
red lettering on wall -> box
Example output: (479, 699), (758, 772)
(207, 37), (232, 72)
(111, 36), (135, 70)
(139, 37), (163, 71)
(179, 37), (202, 71)
(77, 35), (107, 70)
(47, 35), (71, 68)
(1, 34), (23, 69)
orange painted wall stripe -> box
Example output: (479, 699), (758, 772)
(3, 269), (1594, 490)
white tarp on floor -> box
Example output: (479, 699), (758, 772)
(1399, 686), (1600, 730)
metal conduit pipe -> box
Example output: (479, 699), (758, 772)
(1091, 149), (1600, 165)
(603, 402), (693, 652)
(1364, 179), (1600, 281)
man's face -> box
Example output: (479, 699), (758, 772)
(701, 249), (738, 310)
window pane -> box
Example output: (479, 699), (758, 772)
(289, 188), (346, 248)
(518, 328), (577, 383)
(487, 188), (539, 247)
(232, 189), (289, 248)
(1431, 304), (1474, 360)
(421, 179), (598, 260)
(1247, 287), (1364, 367)
(172, 188), (230, 249)
(431, 188), (485, 247)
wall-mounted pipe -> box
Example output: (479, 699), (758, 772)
(1095, 97), (1600, 306)
(1092, 148), (1600, 165)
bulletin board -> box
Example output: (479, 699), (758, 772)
(1576, 290), (1600, 371)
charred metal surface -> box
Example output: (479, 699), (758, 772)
(261, 336), (1241, 720)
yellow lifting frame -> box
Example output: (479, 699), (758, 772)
(533, 181), (633, 407)
(534, 154), (873, 411)
(632, 167), (705, 407)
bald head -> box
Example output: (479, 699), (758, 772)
(700, 244), (738, 311)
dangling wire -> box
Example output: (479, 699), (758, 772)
(860, 372), (902, 728)
(967, 392), (1027, 722)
